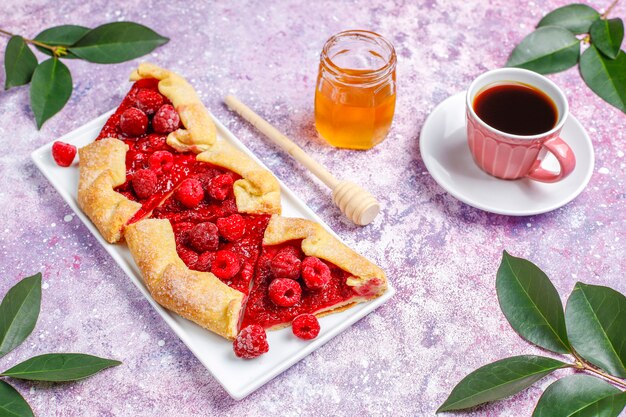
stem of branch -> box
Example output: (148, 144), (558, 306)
(0, 27), (64, 56)
(602, 0), (620, 18)
(572, 351), (626, 390)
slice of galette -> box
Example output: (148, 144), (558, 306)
(78, 63), (280, 243)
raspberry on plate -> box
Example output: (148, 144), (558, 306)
(153, 104), (180, 134)
(120, 107), (148, 136)
(188, 222), (219, 252)
(216, 214), (246, 241)
(301, 256), (331, 289)
(268, 278), (302, 307)
(148, 150), (174, 173)
(211, 250), (241, 280)
(233, 325), (269, 359)
(292, 314), (320, 340)
(51, 141), (77, 167)
(135, 89), (164, 115)
(175, 178), (204, 209)
(207, 174), (234, 201)
(270, 247), (301, 280)
(132, 169), (158, 200)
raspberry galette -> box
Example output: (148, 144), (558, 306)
(78, 63), (387, 344)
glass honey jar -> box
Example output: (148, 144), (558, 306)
(314, 30), (397, 150)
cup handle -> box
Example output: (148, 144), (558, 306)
(525, 136), (576, 183)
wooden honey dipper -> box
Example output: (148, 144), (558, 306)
(224, 95), (381, 226)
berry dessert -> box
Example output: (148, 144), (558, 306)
(78, 63), (387, 356)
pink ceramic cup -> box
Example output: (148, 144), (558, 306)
(466, 68), (576, 182)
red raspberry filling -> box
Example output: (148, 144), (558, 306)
(301, 257), (331, 289)
(217, 214), (246, 241)
(51, 141), (77, 167)
(153, 104), (180, 134)
(148, 150), (174, 173)
(132, 169), (158, 200)
(270, 248), (301, 280)
(207, 174), (234, 201)
(120, 107), (148, 136)
(177, 246), (198, 269)
(195, 251), (216, 272)
(175, 178), (205, 209)
(135, 89), (164, 115)
(268, 278), (302, 307)
(233, 324), (269, 359)
(292, 314), (320, 340)
(188, 222), (219, 252)
(211, 250), (242, 280)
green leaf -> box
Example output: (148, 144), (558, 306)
(496, 251), (571, 354)
(437, 355), (568, 412)
(68, 22), (169, 64)
(590, 18), (624, 60)
(565, 282), (626, 378)
(29, 58), (73, 129)
(0, 380), (34, 417)
(506, 27), (580, 74)
(33, 24), (90, 59)
(4, 36), (38, 90)
(537, 4), (600, 34)
(533, 374), (625, 417)
(580, 47), (626, 113)
(0, 273), (41, 358)
(1, 353), (121, 382)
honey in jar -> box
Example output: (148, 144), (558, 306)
(314, 30), (397, 150)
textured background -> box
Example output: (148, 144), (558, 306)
(1, 0), (625, 416)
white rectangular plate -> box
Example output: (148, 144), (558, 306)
(31, 110), (394, 400)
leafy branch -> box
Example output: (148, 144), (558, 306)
(2, 22), (169, 128)
(506, 1), (626, 114)
(0, 274), (121, 416)
(438, 252), (626, 415)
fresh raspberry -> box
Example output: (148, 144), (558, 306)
(207, 174), (234, 201)
(120, 107), (148, 136)
(175, 178), (204, 209)
(268, 278), (302, 307)
(131, 169), (157, 199)
(51, 141), (76, 167)
(301, 257), (331, 289)
(135, 89), (164, 115)
(195, 251), (216, 272)
(211, 250), (241, 280)
(270, 248), (301, 280)
(148, 150), (174, 173)
(152, 104), (180, 134)
(292, 314), (320, 340)
(177, 247), (198, 268)
(233, 325), (269, 359)
(188, 222), (219, 252)
(216, 214), (246, 241)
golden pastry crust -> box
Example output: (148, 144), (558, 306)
(130, 62), (216, 153)
(125, 219), (244, 339)
(263, 215), (387, 299)
(77, 138), (141, 243)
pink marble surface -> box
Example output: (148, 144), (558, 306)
(0, 0), (625, 415)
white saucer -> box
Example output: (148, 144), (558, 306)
(419, 92), (594, 216)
